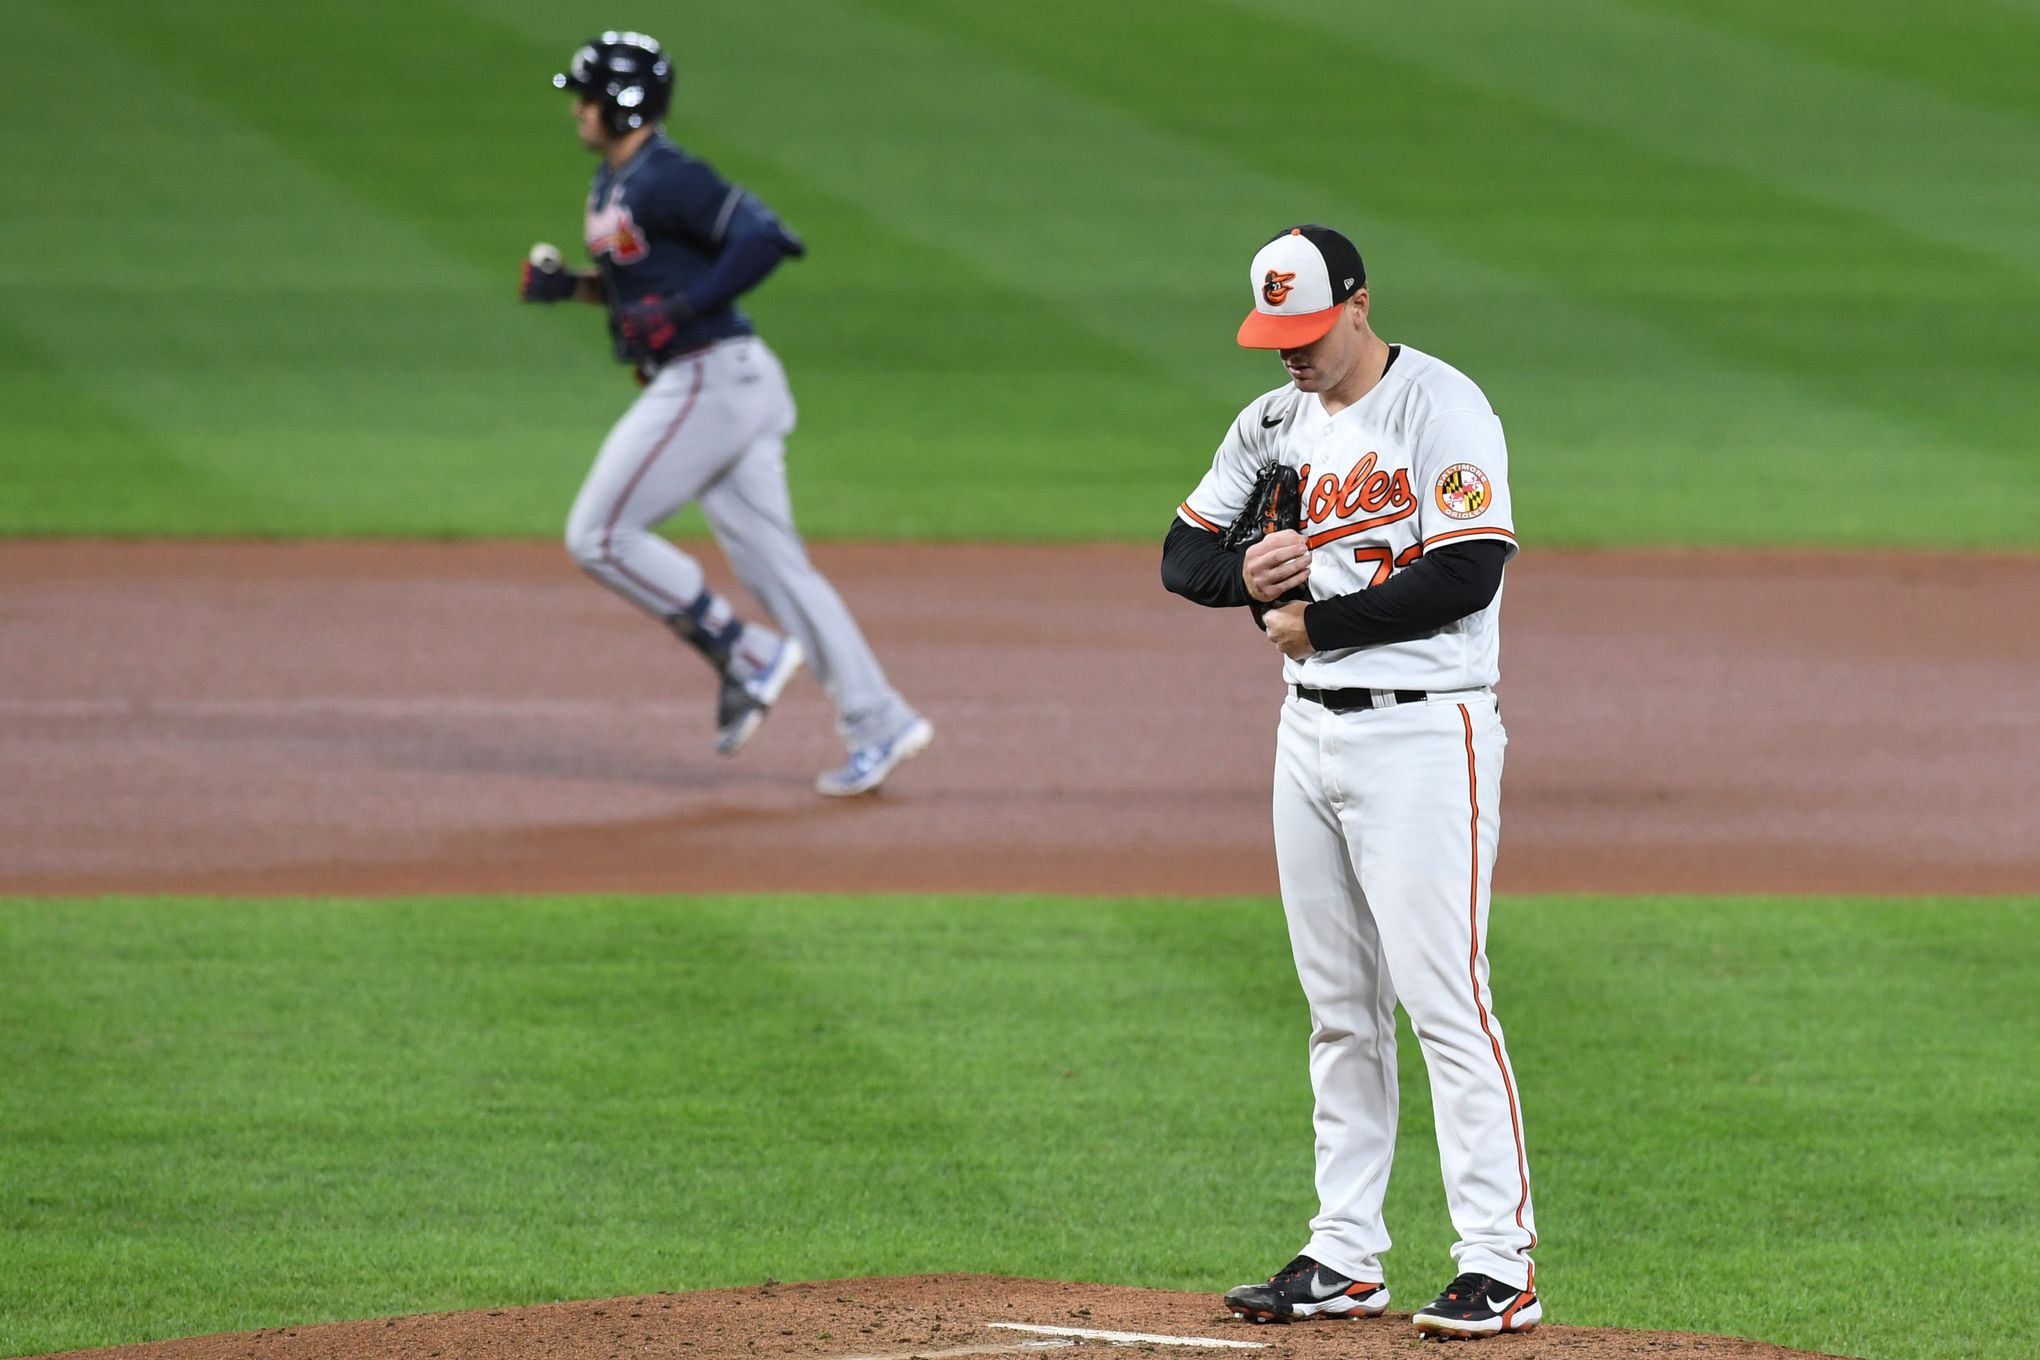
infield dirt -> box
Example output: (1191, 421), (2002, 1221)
(1, 541), (2033, 897)
(39, 1273), (1853, 1360)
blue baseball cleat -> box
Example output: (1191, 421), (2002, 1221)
(815, 715), (933, 796)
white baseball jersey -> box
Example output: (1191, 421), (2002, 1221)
(1177, 346), (1516, 692)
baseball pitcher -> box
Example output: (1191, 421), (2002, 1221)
(1162, 225), (1540, 1339)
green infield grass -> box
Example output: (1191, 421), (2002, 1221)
(1, 895), (2033, 1360)
(0, 0), (2033, 545)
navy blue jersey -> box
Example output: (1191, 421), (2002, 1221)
(583, 135), (801, 362)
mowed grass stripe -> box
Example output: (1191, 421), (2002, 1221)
(1, 900), (1046, 1351)
(1635, 0), (2040, 118)
(1267, 0), (2040, 282)
(862, 0), (2036, 546)
(2, 0), (2030, 544)
(764, 0), (2015, 545)
(3, 896), (2035, 1360)
(0, 0), (629, 537)
(21, 0), (1210, 541)
(0, 322), (259, 534)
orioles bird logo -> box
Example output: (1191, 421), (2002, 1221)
(1262, 269), (1296, 306)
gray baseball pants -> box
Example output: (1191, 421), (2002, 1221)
(564, 336), (914, 750)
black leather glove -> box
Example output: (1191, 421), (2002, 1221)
(616, 293), (695, 360)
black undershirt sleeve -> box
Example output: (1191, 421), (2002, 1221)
(1302, 539), (1510, 651)
(1160, 517), (1254, 608)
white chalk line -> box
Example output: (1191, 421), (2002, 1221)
(988, 1324), (1265, 1350)
(831, 1341), (1074, 1360)
(823, 1321), (1267, 1360)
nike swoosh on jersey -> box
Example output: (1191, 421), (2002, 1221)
(1260, 415), (1284, 427)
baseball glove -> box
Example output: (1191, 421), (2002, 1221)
(1220, 462), (1302, 551)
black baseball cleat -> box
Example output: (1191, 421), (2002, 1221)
(1223, 1254), (1388, 1322)
(1410, 1272), (1541, 1339)
(714, 676), (766, 755)
(713, 637), (804, 756)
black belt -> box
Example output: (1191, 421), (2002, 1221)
(1294, 684), (1428, 711)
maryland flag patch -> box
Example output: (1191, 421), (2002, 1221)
(1435, 463), (1493, 520)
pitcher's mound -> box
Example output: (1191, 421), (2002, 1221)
(44, 1274), (1852, 1360)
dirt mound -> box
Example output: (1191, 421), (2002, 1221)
(37, 1274), (1852, 1360)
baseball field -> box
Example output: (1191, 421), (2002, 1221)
(2, 3), (2036, 1360)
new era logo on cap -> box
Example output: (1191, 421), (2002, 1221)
(1237, 225), (1366, 349)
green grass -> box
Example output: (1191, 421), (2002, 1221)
(2, 896), (2034, 1359)
(0, 0), (2033, 545)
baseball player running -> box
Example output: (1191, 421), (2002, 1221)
(522, 31), (932, 796)
(1161, 226), (1539, 1339)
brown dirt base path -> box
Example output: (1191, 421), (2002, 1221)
(42, 1274), (1854, 1360)
(1, 541), (2034, 896)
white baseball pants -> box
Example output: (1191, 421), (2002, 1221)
(564, 336), (915, 750)
(1271, 689), (1537, 1290)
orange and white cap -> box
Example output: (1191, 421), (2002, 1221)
(1236, 224), (1367, 349)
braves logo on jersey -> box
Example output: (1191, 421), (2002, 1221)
(586, 186), (650, 264)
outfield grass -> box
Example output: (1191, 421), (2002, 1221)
(1, 895), (2032, 1359)
(0, 0), (2034, 545)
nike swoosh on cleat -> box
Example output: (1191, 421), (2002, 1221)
(1488, 1292), (1525, 1313)
(1308, 1271), (1353, 1300)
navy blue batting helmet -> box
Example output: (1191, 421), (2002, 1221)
(553, 32), (674, 136)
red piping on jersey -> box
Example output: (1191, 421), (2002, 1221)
(1303, 503), (1417, 550)
(1179, 503), (1223, 534)
(600, 356), (708, 610)
(1459, 702), (1537, 1286)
